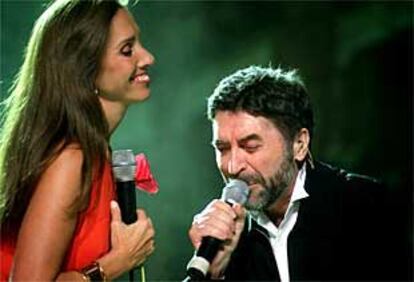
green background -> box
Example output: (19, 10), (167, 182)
(1, 0), (412, 280)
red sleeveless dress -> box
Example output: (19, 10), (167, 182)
(0, 161), (116, 281)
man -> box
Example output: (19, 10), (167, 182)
(188, 66), (395, 281)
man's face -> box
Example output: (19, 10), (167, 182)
(212, 111), (297, 211)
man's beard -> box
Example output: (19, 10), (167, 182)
(242, 151), (297, 211)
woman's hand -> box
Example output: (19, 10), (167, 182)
(98, 201), (155, 279)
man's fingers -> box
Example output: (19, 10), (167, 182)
(232, 203), (246, 218)
(208, 200), (237, 219)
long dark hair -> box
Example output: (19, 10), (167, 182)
(0, 0), (122, 238)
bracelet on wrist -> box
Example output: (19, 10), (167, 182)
(80, 261), (107, 282)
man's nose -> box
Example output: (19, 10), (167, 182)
(227, 150), (246, 178)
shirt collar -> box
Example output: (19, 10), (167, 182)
(291, 162), (309, 203)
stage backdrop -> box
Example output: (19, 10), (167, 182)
(1, 1), (412, 280)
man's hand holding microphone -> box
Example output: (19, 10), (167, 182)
(186, 180), (249, 280)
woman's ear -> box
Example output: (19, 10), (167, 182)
(293, 128), (310, 162)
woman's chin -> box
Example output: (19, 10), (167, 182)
(129, 89), (151, 103)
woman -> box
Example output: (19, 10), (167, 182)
(0, 0), (156, 280)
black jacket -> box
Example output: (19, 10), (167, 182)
(223, 161), (396, 281)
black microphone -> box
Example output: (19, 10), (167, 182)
(112, 149), (138, 282)
(185, 179), (249, 281)
(112, 149), (137, 224)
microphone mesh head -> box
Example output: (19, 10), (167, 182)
(221, 179), (249, 206)
(112, 149), (136, 181)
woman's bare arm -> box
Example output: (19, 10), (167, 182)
(11, 148), (84, 281)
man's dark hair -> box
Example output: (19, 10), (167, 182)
(207, 65), (314, 145)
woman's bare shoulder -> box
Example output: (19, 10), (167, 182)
(37, 144), (85, 212)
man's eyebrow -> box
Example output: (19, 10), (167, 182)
(211, 134), (262, 147)
(239, 134), (262, 143)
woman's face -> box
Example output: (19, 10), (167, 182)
(95, 8), (154, 105)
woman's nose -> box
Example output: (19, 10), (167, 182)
(137, 47), (155, 68)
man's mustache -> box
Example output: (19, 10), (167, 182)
(238, 174), (267, 187)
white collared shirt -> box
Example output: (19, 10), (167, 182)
(254, 164), (309, 282)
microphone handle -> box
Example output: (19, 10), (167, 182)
(116, 180), (137, 224)
(186, 236), (222, 281)
(197, 236), (223, 263)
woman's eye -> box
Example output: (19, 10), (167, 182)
(120, 44), (133, 56)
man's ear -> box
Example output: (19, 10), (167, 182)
(293, 128), (310, 162)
